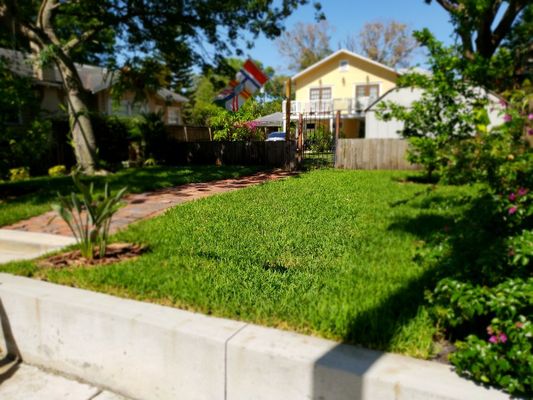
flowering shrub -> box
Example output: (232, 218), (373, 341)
(389, 45), (532, 392)
(209, 100), (266, 141)
(429, 278), (532, 396)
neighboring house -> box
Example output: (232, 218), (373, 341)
(0, 48), (188, 125)
(365, 87), (505, 139)
(283, 48), (400, 138)
(252, 112), (283, 135)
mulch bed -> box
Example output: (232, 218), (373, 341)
(38, 243), (146, 268)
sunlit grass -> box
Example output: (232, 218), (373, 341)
(1, 169), (477, 357)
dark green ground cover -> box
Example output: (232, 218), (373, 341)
(0, 169), (477, 357)
(0, 165), (260, 227)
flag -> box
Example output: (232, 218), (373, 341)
(215, 60), (269, 111)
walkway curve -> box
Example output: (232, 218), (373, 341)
(5, 169), (295, 237)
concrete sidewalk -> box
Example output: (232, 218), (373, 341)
(0, 363), (130, 400)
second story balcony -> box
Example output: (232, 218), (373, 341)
(282, 96), (378, 118)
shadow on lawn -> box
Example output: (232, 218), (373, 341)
(311, 192), (501, 398)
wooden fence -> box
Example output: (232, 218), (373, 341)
(335, 139), (419, 170)
(165, 140), (298, 170)
(165, 125), (212, 142)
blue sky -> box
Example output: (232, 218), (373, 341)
(237, 0), (457, 75)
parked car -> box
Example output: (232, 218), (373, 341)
(265, 132), (286, 141)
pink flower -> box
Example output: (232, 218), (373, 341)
(503, 114), (512, 122)
(528, 128), (533, 136)
(518, 187), (528, 196)
(499, 99), (508, 107)
(509, 192), (516, 201)
(488, 332), (508, 344)
(508, 206), (518, 215)
(528, 113), (533, 120)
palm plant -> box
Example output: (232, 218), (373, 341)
(52, 172), (127, 259)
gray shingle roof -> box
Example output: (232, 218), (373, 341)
(253, 112), (283, 127)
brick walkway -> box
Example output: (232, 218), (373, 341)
(6, 170), (295, 237)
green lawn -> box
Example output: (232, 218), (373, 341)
(0, 165), (261, 227)
(0, 170), (476, 357)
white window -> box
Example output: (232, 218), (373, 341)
(108, 99), (130, 116)
(309, 87), (332, 101)
(167, 107), (180, 125)
(131, 102), (148, 116)
(339, 60), (349, 72)
(355, 84), (379, 100)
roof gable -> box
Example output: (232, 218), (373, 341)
(291, 49), (399, 81)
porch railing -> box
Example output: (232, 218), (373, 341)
(282, 97), (378, 116)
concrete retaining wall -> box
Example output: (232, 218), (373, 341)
(0, 274), (508, 400)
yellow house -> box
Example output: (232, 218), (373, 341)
(283, 49), (400, 138)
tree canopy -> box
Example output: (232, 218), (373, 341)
(425, 0), (531, 89)
(277, 21), (332, 71)
(343, 20), (418, 68)
(0, 0), (319, 172)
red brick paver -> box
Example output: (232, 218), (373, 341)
(6, 170), (296, 237)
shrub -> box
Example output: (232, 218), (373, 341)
(9, 167), (30, 181)
(52, 172), (128, 259)
(307, 126), (333, 152)
(0, 119), (53, 179)
(139, 111), (167, 162)
(91, 114), (132, 168)
(429, 278), (533, 396)
(48, 165), (67, 177)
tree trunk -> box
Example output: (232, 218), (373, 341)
(56, 60), (97, 174)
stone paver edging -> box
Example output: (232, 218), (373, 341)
(5, 170), (294, 237)
(0, 274), (508, 400)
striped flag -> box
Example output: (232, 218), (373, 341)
(215, 60), (269, 111)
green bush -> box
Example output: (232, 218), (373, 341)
(0, 119), (53, 179)
(139, 111), (167, 161)
(307, 126), (333, 152)
(9, 167), (30, 181)
(91, 114), (134, 168)
(430, 278), (533, 396)
(48, 165), (67, 177)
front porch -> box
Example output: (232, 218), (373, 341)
(282, 97), (377, 138)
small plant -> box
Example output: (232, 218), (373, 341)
(143, 157), (157, 167)
(52, 172), (127, 260)
(48, 165), (67, 177)
(9, 167), (30, 181)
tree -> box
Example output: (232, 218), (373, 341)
(0, 0), (314, 173)
(377, 30), (491, 180)
(502, 4), (533, 84)
(425, 0), (530, 61)
(277, 21), (332, 71)
(343, 20), (418, 68)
